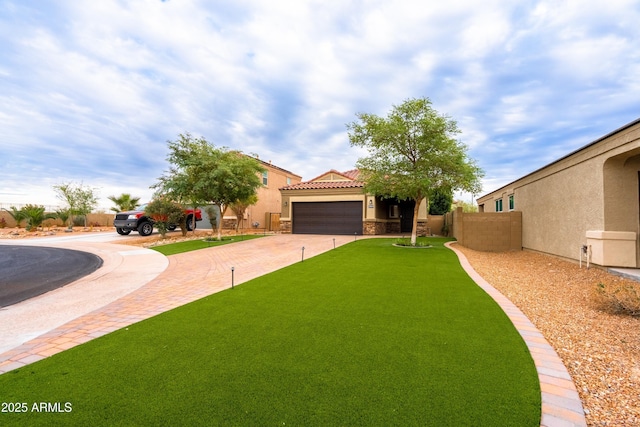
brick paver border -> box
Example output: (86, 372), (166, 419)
(446, 242), (587, 427)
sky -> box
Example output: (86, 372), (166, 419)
(1, 0), (639, 212)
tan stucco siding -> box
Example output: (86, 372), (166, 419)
(603, 152), (640, 231)
(225, 162), (301, 229)
(280, 189), (365, 220)
(515, 159), (605, 259)
(477, 120), (640, 264)
(280, 191), (429, 223)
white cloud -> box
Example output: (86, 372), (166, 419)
(0, 0), (638, 208)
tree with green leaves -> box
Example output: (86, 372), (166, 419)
(108, 193), (141, 212)
(452, 199), (479, 213)
(144, 197), (186, 238)
(3, 206), (27, 228)
(429, 188), (454, 215)
(153, 133), (265, 240)
(348, 97), (483, 246)
(53, 182), (99, 228)
(229, 194), (258, 231)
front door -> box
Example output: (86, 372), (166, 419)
(399, 200), (415, 233)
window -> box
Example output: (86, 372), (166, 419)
(495, 199), (503, 212)
(508, 194), (514, 211)
(286, 177), (291, 185)
(262, 171), (268, 186)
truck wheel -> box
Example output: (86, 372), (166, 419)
(167, 225), (177, 231)
(186, 215), (197, 231)
(116, 227), (131, 235)
(138, 221), (154, 236)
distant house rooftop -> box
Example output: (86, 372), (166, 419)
(280, 169), (363, 191)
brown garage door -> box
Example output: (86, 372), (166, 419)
(292, 201), (363, 235)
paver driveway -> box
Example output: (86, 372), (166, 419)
(0, 234), (356, 374)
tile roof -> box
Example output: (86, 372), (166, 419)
(341, 169), (361, 180)
(280, 169), (364, 191)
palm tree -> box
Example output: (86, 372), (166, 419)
(22, 204), (56, 231)
(108, 193), (141, 212)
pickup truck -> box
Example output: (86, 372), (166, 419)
(113, 204), (202, 236)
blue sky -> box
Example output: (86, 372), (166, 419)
(1, 0), (639, 211)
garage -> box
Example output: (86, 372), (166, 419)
(292, 201), (363, 235)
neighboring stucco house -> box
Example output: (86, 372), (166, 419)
(279, 169), (430, 235)
(477, 117), (640, 268)
(221, 158), (302, 231)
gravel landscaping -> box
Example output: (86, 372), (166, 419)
(454, 244), (640, 426)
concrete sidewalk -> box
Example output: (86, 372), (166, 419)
(0, 234), (354, 373)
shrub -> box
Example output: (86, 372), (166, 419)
(145, 198), (186, 238)
(22, 204), (56, 231)
(0, 217), (6, 228)
(55, 209), (71, 228)
(3, 206), (27, 228)
(594, 282), (640, 316)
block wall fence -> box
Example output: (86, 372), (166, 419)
(445, 207), (522, 252)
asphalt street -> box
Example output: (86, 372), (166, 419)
(0, 245), (103, 307)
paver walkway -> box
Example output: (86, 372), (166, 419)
(0, 234), (355, 374)
(0, 235), (587, 426)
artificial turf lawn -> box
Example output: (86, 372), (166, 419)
(150, 233), (264, 256)
(0, 237), (540, 426)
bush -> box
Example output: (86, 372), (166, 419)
(594, 282), (640, 316)
(144, 198), (186, 238)
(22, 204), (55, 231)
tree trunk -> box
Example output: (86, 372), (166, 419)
(217, 204), (227, 240)
(191, 205), (197, 234)
(235, 213), (242, 232)
(411, 197), (424, 246)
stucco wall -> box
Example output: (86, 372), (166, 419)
(223, 161), (301, 230)
(450, 208), (522, 252)
(280, 189), (367, 221)
(0, 211), (115, 228)
(515, 158), (604, 260)
(477, 119), (640, 265)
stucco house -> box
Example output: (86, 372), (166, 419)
(220, 158), (302, 231)
(476, 117), (640, 268)
(279, 169), (433, 235)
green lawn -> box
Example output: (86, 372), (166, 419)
(0, 237), (540, 426)
(150, 233), (264, 256)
